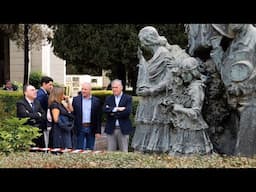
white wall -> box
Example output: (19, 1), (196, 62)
(49, 46), (66, 86)
(9, 40), (66, 86)
(66, 74), (103, 97)
(9, 41), (27, 83)
(41, 42), (51, 75)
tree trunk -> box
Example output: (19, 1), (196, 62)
(117, 63), (126, 91)
(23, 24), (29, 86)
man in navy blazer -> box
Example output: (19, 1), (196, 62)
(36, 76), (53, 113)
(36, 76), (53, 147)
(103, 79), (133, 152)
(72, 82), (102, 150)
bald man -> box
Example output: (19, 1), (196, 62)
(16, 84), (46, 147)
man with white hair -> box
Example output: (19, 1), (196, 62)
(103, 79), (133, 152)
(72, 82), (102, 150)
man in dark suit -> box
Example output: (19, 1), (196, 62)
(16, 84), (46, 147)
(72, 82), (102, 150)
(36, 76), (53, 112)
(103, 79), (133, 152)
(36, 76), (53, 148)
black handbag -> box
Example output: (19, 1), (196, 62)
(58, 114), (74, 132)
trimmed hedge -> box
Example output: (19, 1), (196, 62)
(91, 90), (112, 103)
(29, 71), (43, 89)
(0, 90), (23, 120)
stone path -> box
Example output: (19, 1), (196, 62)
(94, 127), (107, 151)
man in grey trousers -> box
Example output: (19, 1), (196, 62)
(103, 79), (133, 152)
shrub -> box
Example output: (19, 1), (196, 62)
(129, 96), (140, 152)
(0, 90), (23, 120)
(91, 90), (112, 104)
(131, 96), (139, 126)
(29, 71), (43, 89)
(92, 87), (103, 90)
(0, 117), (41, 154)
(12, 81), (23, 91)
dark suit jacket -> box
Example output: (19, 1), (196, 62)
(72, 95), (102, 135)
(103, 93), (133, 135)
(36, 88), (49, 129)
(36, 88), (49, 112)
(16, 97), (46, 129)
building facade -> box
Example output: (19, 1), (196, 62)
(9, 40), (66, 86)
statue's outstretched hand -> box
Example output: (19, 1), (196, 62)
(137, 86), (151, 96)
(137, 47), (143, 60)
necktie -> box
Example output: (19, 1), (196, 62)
(31, 102), (35, 111)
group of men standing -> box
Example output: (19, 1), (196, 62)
(16, 77), (133, 152)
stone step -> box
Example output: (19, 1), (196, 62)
(95, 126), (107, 151)
(95, 134), (107, 151)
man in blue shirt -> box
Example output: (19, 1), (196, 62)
(72, 82), (102, 150)
(103, 79), (133, 152)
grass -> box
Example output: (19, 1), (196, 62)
(1, 151), (256, 168)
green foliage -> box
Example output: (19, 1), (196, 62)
(129, 96), (139, 152)
(152, 24), (188, 49)
(0, 24), (20, 39)
(131, 96), (139, 127)
(91, 90), (112, 103)
(0, 91), (38, 154)
(29, 71), (43, 89)
(91, 87), (104, 90)
(52, 24), (188, 92)
(0, 24), (54, 51)
(12, 81), (23, 91)
(0, 90), (23, 120)
(0, 117), (41, 154)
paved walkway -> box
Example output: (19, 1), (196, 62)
(94, 127), (107, 151)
